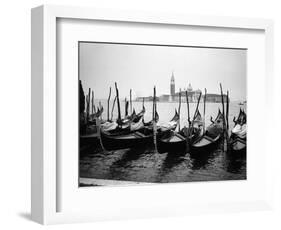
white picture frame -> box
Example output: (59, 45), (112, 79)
(31, 5), (274, 225)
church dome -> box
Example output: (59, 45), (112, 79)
(187, 83), (193, 92)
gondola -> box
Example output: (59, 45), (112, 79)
(121, 106), (145, 124)
(181, 110), (204, 143)
(133, 106), (146, 122)
(100, 110), (179, 151)
(143, 111), (159, 127)
(191, 109), (224, 153)
(157, 110), (202, 153)
(229, 109), (247, 153)
(156, 130), (186, 153)
(120, 109), (136, 124)
(158, 109), (179, 132)
(100, 106), (145, 134)
(88, 106), (104, 125)
(81, 105), (143, 143)
(100, 127), (154, 151)
(80, 107), (103, 140)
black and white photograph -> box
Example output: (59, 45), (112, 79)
(79, 42), (247, 187)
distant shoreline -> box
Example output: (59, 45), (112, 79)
(92, 99), (246, 103)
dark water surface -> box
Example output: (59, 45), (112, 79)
(80, 143), (246, 184)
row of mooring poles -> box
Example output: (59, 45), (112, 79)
(85, 81), (230, 154)
(102, 84), (134, 124)
(85, 88), (96, 124)
(85, 87), (107, 124)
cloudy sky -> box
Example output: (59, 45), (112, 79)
(79, 42), (246, 101)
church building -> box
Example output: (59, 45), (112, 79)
(136, 72), (228, 103)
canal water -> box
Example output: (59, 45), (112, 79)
(80, 101), (246, 185)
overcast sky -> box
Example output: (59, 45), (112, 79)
(79, 42), (246, 101)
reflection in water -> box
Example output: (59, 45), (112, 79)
(80, 132), (247, 183)
(80, 141), (246, 183)
(111, 147), (147, 168)
(155, 151), (190, 182)
(190, 151), (214, 170)
(162, 151), (186, 170)
(108, 147), (149, 180)
(225, 150), (246, 174)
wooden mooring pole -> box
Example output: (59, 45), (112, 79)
(193, 92), (202, 121)
(219, 83), (227, 151)
(91, 90), (94, 116)
(124, 97), (127, 117)
(185, 90), (191, 152)
(226, 90), (230, 149)
(178, 88), (182, 132)
(153, 86), (158, 153)
(92, 90), (96, 115)
(226, 90), (229, 132)
(107, 87), (111, 121)
(111, 96), (117, 121)
(99, 101), (103, 120)
(203, 88), (207, 133)
(186, 91), (190, 127)
(191, 92), (202, 130)
(115, 82), (121, 125)
(130, 89), (132, 115)
(86, 88), (91, 123)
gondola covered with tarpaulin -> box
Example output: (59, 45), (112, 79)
(229, 109), (247, 153)
(191, 109), (224, 153)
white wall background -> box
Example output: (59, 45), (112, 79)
(0, 0), (280, 229)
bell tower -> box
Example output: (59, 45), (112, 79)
(170, 72), (175, 96)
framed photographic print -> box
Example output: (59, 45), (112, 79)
(78, 41), (247, 186)
(31, 5), (274, 225)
